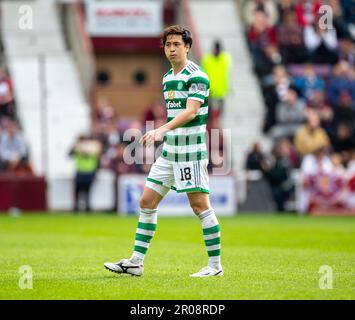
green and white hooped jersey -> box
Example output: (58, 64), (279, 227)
(162, 60), (210, 162)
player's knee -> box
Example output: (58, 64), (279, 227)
(139, 197), (157, 210)
(190, 202), (208, 215)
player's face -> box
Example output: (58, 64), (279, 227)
(164, 35), (189, 65)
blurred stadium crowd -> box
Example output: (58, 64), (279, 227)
(0, 67), (32, 176)
(241, 0), (355, 212)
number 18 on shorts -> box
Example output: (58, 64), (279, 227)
(146, 157), (210, 195)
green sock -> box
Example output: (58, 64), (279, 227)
(199, 208), (221, 269)
(130, 208), (157, 264)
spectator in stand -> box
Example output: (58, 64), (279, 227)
(260, 138), (295, 212)
(338, 37), (355, 66)
(330, 151), (346, 176)
(277, 12), (308, 64)
(279, 137), (301, 168)
(109, 142), (138, 175)
(99, 121), (121, 170)
(331, 122), (355, 163)
(340, 0), (355, 26)
(294, 109), (331, 157)
(328, 0), (352, 39)
(346, 149), (355, 209)
(99, 119), (144, 211)
(143, 100), (166, 125)
(246, 139), (300, 172)
(245, 142), (265, 171)
(327, 61), (355, 106)
(129, 120), (153, 170)
(247, 10), (278, 61)
(277, 0), (295, 22)
(307, 89), (334, 136)
(348, 150), (355, 173)
(105, 120), (121, 150)
(262, 65), (293, 132)
(263, 65), (292, 102)
(293, 64), (325, 102)
(332, 90), (355, 127)
(271, 89), (306, 140)
(253, 44), (284, 79)
(298, 146), (333, 212)
(0, 119), (31, 174)
(329, 61), (355, 104)
(207, 114), (227, 173)
(0, 68), (15, 120)
(304, 18), (339, 65)
(92, 97), (119, 150)
(295, 0), (322, 28)
(69, 135), (102, 212)
(130, 119), (144, 132)
(300, 146), (333, 178)
(243, 0), (279, 27)
(201, 40), (232, 116)
(93, 96), (116, 125)
(141, 102), (166, 163)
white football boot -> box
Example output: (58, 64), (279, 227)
(104, 259), (144, 276)
(190, 266), (224, 277)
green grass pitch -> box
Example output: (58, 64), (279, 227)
(0, 213), (354, 300)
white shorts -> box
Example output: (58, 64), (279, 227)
(146, 156), (209, 196)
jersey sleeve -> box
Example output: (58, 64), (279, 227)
(187, 72), (210, 103)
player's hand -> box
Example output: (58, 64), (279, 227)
(139, 128), (167, 147)
(139, 130), (156, 147)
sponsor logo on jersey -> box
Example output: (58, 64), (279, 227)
(167, 101), (182, 108)
(168, 90), (175, 99)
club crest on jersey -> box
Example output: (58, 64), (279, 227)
(168, 90), (175, 99)
(177, 82), (184, 90)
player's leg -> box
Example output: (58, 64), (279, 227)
(130, 157), (173, 265)
(173, 159), (222, 275)
(174, 158), (222, 277)
(187, 192), (223, 277)
(129, 186), (165, 265)
(104, 157), (172, 276)
(104, 186), (166, 276)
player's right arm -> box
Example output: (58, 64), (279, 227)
(139, 100), (201, 146)
(140, 69), (209, 147)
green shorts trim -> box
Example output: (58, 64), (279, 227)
(146, 177), (163, 185)
(146, 178), (209, 194)
(176, 187), (209, 194)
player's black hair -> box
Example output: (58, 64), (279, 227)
(161, 25), (193, 48)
